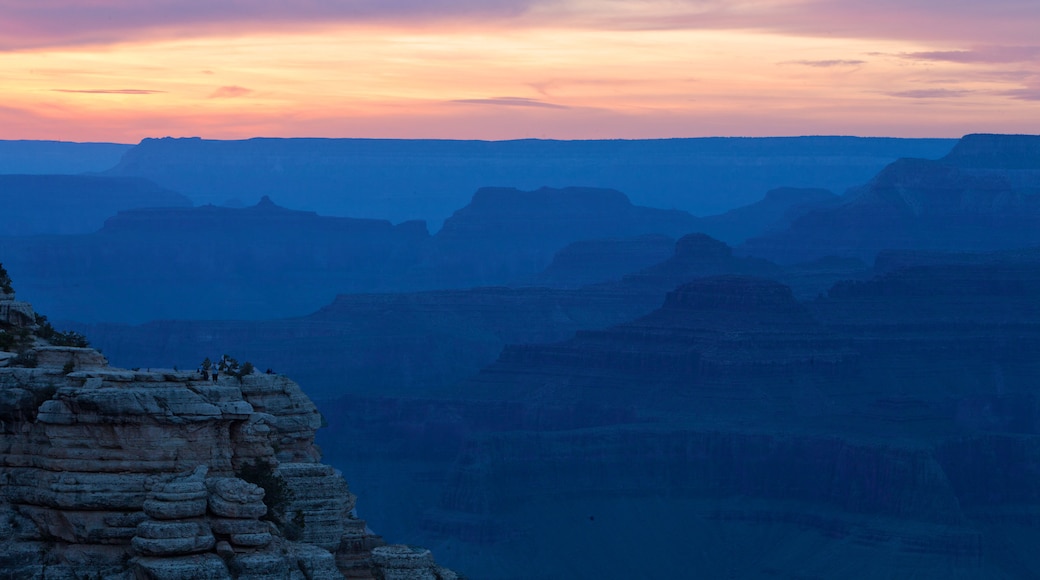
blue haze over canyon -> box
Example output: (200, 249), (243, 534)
(2, 134), (1040, 579)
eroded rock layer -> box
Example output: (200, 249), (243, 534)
(0, 308), (455, 579)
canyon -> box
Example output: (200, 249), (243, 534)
(0, 284), (456, 579)
(2, 132), (1039, 578)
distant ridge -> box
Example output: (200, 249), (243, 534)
(102, 136), (956, 223)
(742, 133), (1040, 263)
(0, 140), (132, 174)
(942, 133), (1040, 170)
(0, 174), (190, 236)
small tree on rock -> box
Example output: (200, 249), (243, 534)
(0, 263), (13, 295)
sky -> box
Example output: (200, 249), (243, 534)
(1, 0), (1039, 142)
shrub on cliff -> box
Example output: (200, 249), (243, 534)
(49, 330), (89, 348)
(236, 458), (297, 531)
(0, 327), (33, 353)
(0, 262), (12, 294)
(34, 314), (89, 348)
(239, 361), (255, 377)
(215, 354), (255, 380)
(0, 329), (14, 351)
(10, 351), (37, 368)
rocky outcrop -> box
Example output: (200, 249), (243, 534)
(0, 274), (34, 332)
(0, 297), (34, 329)
(0, 297), (454, 578)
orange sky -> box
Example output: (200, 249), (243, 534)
(1, 0), (1038, 142)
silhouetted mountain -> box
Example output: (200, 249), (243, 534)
(523, 187), (843, 288)
(527, 234), (676, 288)
(0, 140), (131, 174)
(612, 233), (781, 293)
(695, 186), (839, 244)
(0, 197), (429, 322)
(2, 186), (763, 322)
(102, 136), (955, 223)
(942, 132), (1040, 172)
(417, 186), (701, 287)
(0, 175), (190, 236)
(742, 134), (1040, 263)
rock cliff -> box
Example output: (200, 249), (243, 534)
(0, 286), (455, 579)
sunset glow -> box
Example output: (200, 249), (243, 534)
(2, 0), (1038, 142)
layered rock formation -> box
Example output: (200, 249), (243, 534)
(456, 276), (857, 414)
(0, 292), (455, 579)
(316, 266), (1040, 578)
(742, 134), (1040, 264)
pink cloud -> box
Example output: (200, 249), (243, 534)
(451, 96), (568, 109)
(209, 85), (252, 98)
(781, 59), (866, 68)
(52, 88), (165, 94)
(0, 0), (536, 50)
(900, 45), (1040, 64)
(1, 0), (1039, 51)
(886, 88), (972, 99)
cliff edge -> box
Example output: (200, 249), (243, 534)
(0, 274), (456, 579)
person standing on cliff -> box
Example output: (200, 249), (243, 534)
(200, 357), (212, 381)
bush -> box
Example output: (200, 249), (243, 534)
(236, 459), (296, 526)
(34, 314), (54, 340)
(0, 263), (13, 294)
(0, 327), (33, 353)
(34, 314), (90, 348)
(11, 352), (37, 368)
(239, 361), (255, 377)
(50, 330), (89, 348)
(218, 354), (239, 375)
